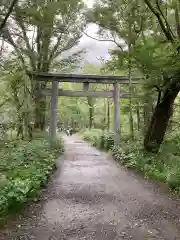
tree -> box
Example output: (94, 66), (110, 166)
(87, 0), (180, 152)
(1, 0), (86, 130)
(87, 0), (145, 137)
(0, 0), (18, 34)
(143, 0), (180, 152)
(82, 63), (100, 129)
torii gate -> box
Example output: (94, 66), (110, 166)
(28, 72), (139, 144)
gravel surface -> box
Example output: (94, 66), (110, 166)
(1, 136), (180, 239)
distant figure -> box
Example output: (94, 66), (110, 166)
(69, 127), (73, 136)
(65, 126), (73, 136)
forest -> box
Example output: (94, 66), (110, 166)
(0, 0), (180, 222)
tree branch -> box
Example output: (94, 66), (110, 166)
(0, 98), (11, 108)
(0, 0), (18, 34)
(14, 12), (36, 69)
(53, 35), (81, 59)
(155, 0), (175, 39)
(2, 28), (26, 67)
(144, 0), (174, 42)
(83, 31), (124, 50)
(48, 32), (63, 63)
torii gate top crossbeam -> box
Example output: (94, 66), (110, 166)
(27, 71), (140, 84)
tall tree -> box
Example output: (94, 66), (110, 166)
(1, 0), (86, 130)
(87, 0), (180, 152)
(142, 0), (180, 152)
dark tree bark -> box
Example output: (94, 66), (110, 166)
(136, 104), (141, 131)
(34, 81), (47, 131)
(144, 81), (180, 152)
(87, 97), (94, 129)
(143, 0), (180, 152)
(0, 0), (18, 34)
(33, 58), (50, 131)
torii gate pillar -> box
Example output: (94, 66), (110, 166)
(113, 82), (120, 142)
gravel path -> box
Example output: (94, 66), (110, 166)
(1, 136), (180, 239)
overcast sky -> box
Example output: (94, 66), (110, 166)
(77, 24), (115, 65)
(74, 0), (115, 65)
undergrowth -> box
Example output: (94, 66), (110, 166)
(0, 134), (64, 222)
(83, 129), (115, 150)
(84, 129), (180, 192)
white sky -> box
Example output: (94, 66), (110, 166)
(79, 0), (114, 64)
(78, 24), (115, 65)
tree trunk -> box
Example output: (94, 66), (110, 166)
(107, 99), (110, 131)
(34, 81), (47, 131)
(34, 41), (50, 131)
(16, 116), (24, 140)
(136, 104), (141, 131)
(127, 22), (134, 140)
(144, 84), (179, 152)
(143, 99), (153, 133)
(87, 97), (94, 129)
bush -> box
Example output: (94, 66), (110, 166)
(83, 129), (104, 147)
(0, 137), (64, 219)
(112, 138), (180, 191)
(104, 132), (115, 150)
(83, 129), (116, 151)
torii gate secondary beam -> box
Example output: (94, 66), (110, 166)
(43, 88), (131, 98)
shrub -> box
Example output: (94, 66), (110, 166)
(112, 138), (180, 191)
(83, 129), (104, 147)
(83, 129), (115, 151)
(103, 132), (115, 150)
(0, 137), (64, 219)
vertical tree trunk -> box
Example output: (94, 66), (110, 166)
(143, 97), (153, 133)
(87, 97), (94, 129)
(33, 55), (50, 131)
(107, 99), (110, 131)
(34, 81), (47, 131)
(144, 84), (179, 152)
(128, 21), (134, 140)
(136, 104), (141, 131)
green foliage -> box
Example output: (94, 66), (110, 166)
(111, 133), (180, 191)
(83, 129), (115, 151)
(103, 132), (115, 150)
(0, 137), (64, 219)
(1, 0), (86, 72)
(83, 129), (104, 147)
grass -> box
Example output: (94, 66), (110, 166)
(83, 129), (180, 192)
(0, 133), (64, 223)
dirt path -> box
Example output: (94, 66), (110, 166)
(1, 136), (180, 239)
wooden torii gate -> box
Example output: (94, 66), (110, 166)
(28, 72), (139, 144)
